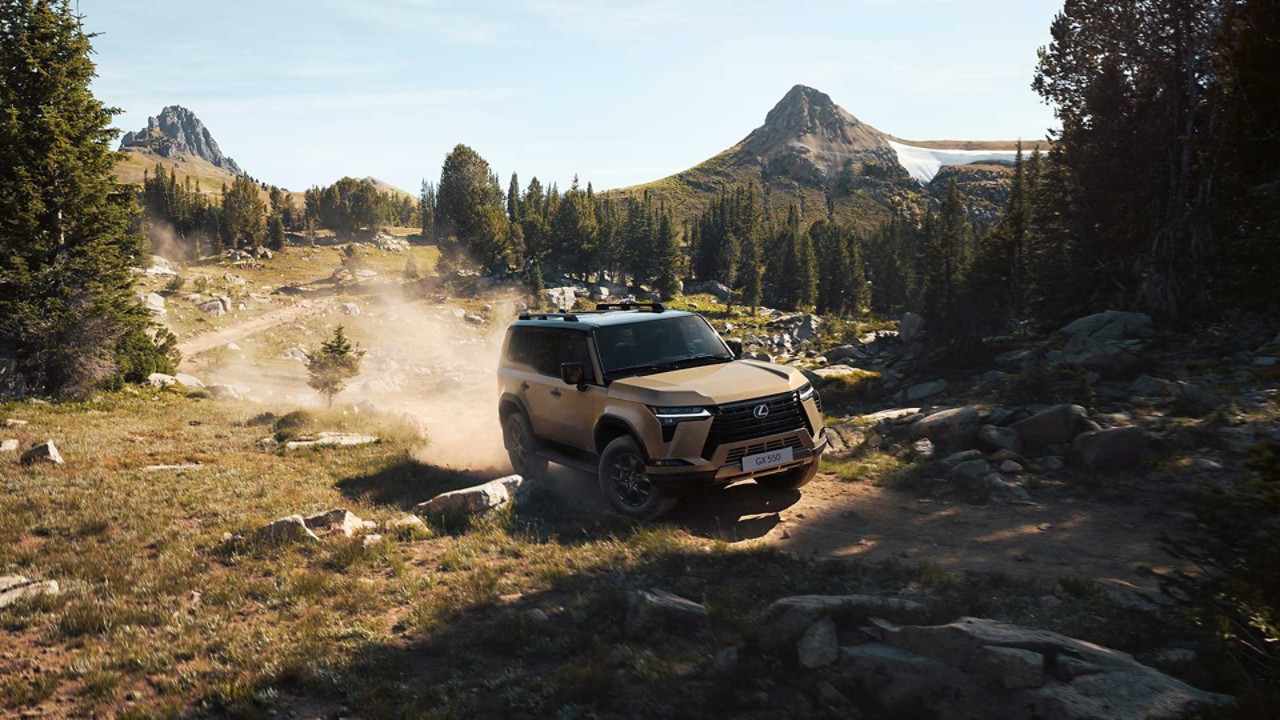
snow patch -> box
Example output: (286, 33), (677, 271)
(887, 140), (1023, 184)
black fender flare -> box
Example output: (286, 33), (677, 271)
(593, 414), (647, 460)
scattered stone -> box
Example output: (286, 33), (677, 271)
(942, 449), (985, 467)
(1072, 426), (1149, 471)
(797, 616), (839, 669)
(414, 475), (525, 521)
(1038, 456), (1066, 472)
(911, 438), (935, 459)
(284, 432), (380, 450)
(1254, 356), (1278, 368)
(861, 407), (921, 423)
(625, 589), (708, 638)
(0, 575), (60, 609)
(759, 594), (925, 654)
(987, 474), (1030, 501)
(141, 463), (203, 472)
(464, 314), (485, 325)
(208, 384), (242, 400)
(390, 515), (427, 531)
(361, 534), (384, 547)
(1010, 404), (1098, 451)
(303, 509), (366, 537)
(140, 291), (167, 320)
(1169, 381), (1226, 411)
(339, 302), (361, 316)
(978, 424), (1021, 453)
(3, 419), (28, 428)
(998, 460), (1024, 474)
(1057, 310), (1155, 343)
(20, 440), (63, 465)
(1190, 457), (1223, 471)
(711, 646), (740, 675)
(256, 515), (320, 543)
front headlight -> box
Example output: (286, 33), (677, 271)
(798, 383), (815, 401)
(651, 406), (712, 426)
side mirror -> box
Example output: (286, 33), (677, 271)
(561, 361), (587, 389)
(725, 338), (744, 358)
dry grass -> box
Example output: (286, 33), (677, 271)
(0, 389), (1197, 718)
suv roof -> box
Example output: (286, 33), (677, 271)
(514, 304), (693, 329)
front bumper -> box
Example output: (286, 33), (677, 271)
(645, 430), (828, 494)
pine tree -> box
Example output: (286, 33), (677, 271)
(222, 175), (266, 249)
(266, 212), (286, 251)
(0, 0), (177, 395)
(738, 227), (764, 315)
(507, 172), (520, 223)
(653, 210), (682, 300)
(419, 179), (436, 241)
(306, 325), (365, 407)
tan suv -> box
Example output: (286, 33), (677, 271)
(498, 303), (827, 519)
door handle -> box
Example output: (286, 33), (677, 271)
(520, 382), (530, 391)
(550, 388), (562, 397)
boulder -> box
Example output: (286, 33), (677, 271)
(1057, 310), (1154, 342)
(543, 286), (579, 310)
(20, 440), (63, 465)
(824, 344), (866, 363)
(899, 312), (925, 342)
(797, 616), (839, 669)
(146, 255), (178, 276)
(1010, 404), (1098, 452)
(339, 302), (361, 316)
(904, 379), (947, 401)
(1061, 333), (1142, 377)
(942, 449), (985, 467)
(0, 575), (60, 609)
(147, 372), (177, 388)
(951, 459), (990, 481)
(208, 384), (241, 400)
(1169, 381), (1226, 411)
(794, 314), (822, 341)
(175, 373), (204, 389)
(759, 594), (925, 654)
(978, 424), (1021, 453)
(139, 291), (167, 320)
(256, 515), (320, 543)
(823, 423), (866, 456)
(911, 407), (981, 451)
(1129, 374), (1171, 396)
(1071, 426), (1149, 471)
(625, 589), (708, 638)
(414, 475), (525, 520)
(0, 439), (18, 452)
(911, 438), (935, 460)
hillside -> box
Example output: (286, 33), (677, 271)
(114, 147), (241, 195)
(611, 85), (1041, 227)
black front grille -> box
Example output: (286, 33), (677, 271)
(701, 391), (808, 460)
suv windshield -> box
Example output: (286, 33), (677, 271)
(595, 315), (732, 377)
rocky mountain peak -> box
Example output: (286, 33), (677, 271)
(120, 105), (243, 175)
(736, 84), (896, 185)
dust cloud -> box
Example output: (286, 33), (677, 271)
(194, 283), (524, 474)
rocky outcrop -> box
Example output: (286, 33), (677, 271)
(843, 616), (1229, 720)
(119, 106), (244, 175)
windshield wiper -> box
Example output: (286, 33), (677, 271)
(608, 362), (678, 377)
(671, 353), (732, 367)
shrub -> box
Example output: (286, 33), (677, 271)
(1163, 442), (1280, 708)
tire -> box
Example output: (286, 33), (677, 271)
(504, 412), (547, 481)
(755, 459), (819, 491)
(598, 435), (676, 520)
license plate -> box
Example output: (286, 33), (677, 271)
(742, 447), (794, 472)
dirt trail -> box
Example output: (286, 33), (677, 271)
(538, 465), (1185, 594)
(176, 299), (331, 362)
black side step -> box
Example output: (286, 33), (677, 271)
(535, 447), (598, 475)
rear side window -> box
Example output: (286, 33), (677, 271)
(558, 332), (595, 384)
(507, 328), (557, 376)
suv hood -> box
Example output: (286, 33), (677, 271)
(607, 360), (805, 407)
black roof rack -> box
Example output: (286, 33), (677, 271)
(516, 312), (580, 321)
(595, 302), (665, 313)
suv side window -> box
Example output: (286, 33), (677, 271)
(508, 328), (557, 376)
(558, 332), (595, 384)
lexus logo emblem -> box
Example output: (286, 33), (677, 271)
(753, 404), (770, 419)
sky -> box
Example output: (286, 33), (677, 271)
(84, 0), (1063, 194)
